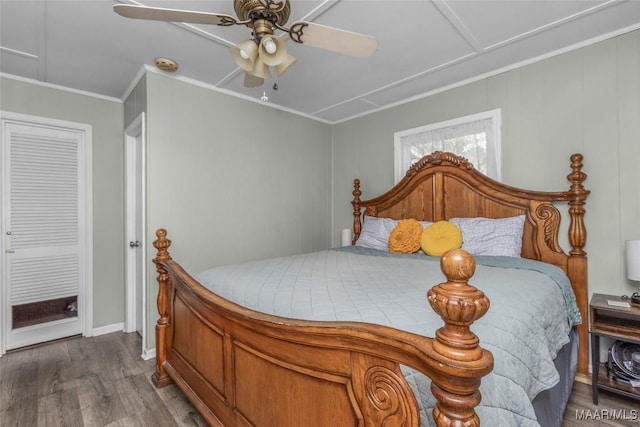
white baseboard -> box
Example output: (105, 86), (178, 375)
(142, 347), (156, 361)
(90, 323), (155, 361)
(92, 322), (124, 337)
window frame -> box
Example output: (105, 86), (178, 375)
(393, 109), (502, 183)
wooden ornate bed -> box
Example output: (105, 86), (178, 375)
(151, 151), (589, 427)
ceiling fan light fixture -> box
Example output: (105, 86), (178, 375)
(258, 34), (288, 66)
(276, 54), (297, 76)
(243, 72), (264, 88)
(230, 39), (258, 71)
(249, 57), (270, 80)
(262, 37), (277, 54)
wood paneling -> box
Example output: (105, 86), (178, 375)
(172, 296), (225, 392)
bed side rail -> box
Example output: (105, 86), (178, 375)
(152, 229), (493, 427)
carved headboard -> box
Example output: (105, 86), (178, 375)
(351, 151), (590, 374)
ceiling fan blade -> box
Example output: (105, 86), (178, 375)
(244, 72), (264, 88)
(113, 4), (238, 26)
(288, 21), (378, 58)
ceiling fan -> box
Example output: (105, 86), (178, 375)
(114, 0), (379, 87)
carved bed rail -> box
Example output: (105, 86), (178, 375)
(152, 229), (493, 427)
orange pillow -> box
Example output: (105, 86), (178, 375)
(421, 221), (463, 256)
(388, 219), (423, 254)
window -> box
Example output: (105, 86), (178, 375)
(394, 109), (501, 183)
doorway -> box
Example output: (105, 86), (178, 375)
(1, 111), (93, 354)
(124, 113), (147, 358)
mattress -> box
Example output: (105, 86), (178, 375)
(196, 246), (581, 426)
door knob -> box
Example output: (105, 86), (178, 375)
(129, 240), (140, 248)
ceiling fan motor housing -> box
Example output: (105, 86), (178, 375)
(234, 0), (291, 29)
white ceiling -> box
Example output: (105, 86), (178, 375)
(2, 0), (640, 123)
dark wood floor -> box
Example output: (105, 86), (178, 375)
(0, 332), (207, 426)
(1, 331), (638, 426)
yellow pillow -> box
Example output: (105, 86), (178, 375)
(388, 219), (423, 254)
(421, 221), (462, 256)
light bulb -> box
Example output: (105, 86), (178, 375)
(263, 37), (277, 54)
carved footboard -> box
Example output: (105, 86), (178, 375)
(152, 229), (493, 427)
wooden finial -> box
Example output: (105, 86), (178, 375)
(427, 249), (493, 426)
(567, 153), (587, 191)
(153, 228), (172, 261)
(428, 249), (490, 361)
(352, 179), (362, 244)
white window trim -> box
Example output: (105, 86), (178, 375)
(394, 109), (502, 183)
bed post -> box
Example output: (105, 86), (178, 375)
(152, 228), (174, 388)
(427, 249), (494, 427)
(566, 154), (590, 375)
(352, 179), (362, 244)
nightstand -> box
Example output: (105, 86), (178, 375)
(589, 293), (640, 404)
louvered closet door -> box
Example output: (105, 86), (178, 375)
(2, 117), (88, 350)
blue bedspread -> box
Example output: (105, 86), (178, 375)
(195, 246), (581, 426)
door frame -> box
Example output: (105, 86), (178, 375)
(124, 113), (147, 357)
(0, 111), (93, 356)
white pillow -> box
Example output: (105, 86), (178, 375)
(449, 215), (525, 257)
(356, 216), (432, 251)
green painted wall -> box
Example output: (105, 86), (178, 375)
(333, 30), (640, 298)
(1, 76), (125, 329)
(143, 73), (333, 348)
